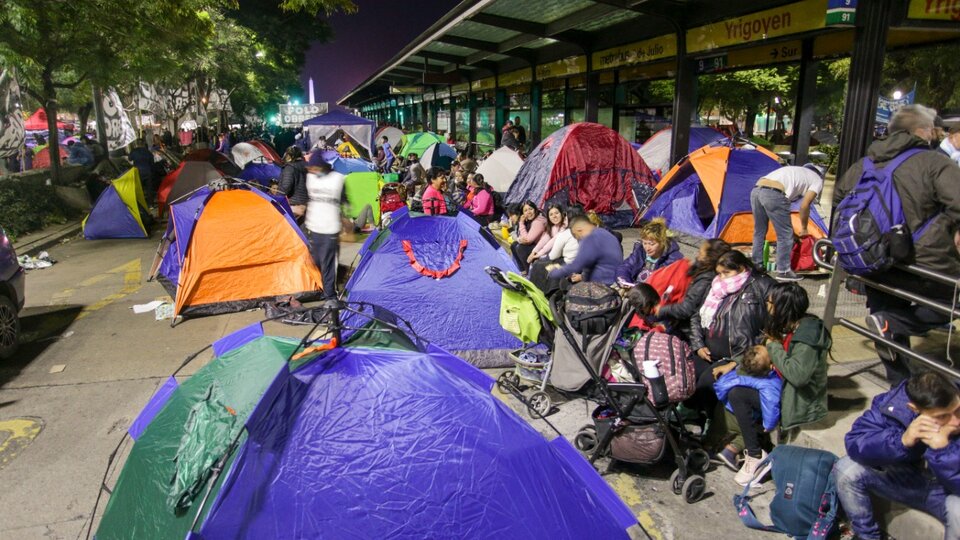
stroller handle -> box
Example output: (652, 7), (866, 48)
(484, 266), (523, 292)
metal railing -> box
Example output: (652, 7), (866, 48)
(814, 238), (960, 379)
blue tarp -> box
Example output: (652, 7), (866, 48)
(345, 208), (521, 365)
(196, 343), (636, 539)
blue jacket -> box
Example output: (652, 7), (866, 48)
(714, 369), (783, 432)
(845, 381), (960, 496)
(615, 239), (683, 283)
(548, 227), (623, 285)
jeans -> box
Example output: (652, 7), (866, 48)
(728, 386), (764, 455)
(511, 241), (536, 273)
(751, 186), (795, 273)
(835, 457), (960, 540)
(308, 231), (339, 300)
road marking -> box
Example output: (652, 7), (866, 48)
(0, 418), (43, 470)
(609, 474), (664, 540)
(69, 259), (143, 321)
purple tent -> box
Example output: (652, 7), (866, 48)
(237, 162), (282, 187)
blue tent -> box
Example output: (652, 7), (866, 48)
(237, 162), (282, 187)
(345, 207), (521, 367)
(83, 168), (152, 239)
(637, 126), (728, 179)
(330, 156), (375, 175)
(420, 141), (457, 169)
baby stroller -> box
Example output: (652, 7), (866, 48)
(487, 267), (709, 503)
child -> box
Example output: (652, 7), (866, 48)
(604, 284), (660, 382)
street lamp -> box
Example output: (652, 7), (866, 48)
(892, 90), (903, 100)
(255, 51), (265, 59)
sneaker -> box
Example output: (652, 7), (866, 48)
(774, 270), (803, 282)
(865, 313), (896, 364)
(713, 444), (742, 472)
(734, 450), (771, 486)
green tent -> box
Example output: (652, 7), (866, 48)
(342, 171), (381, 225)
(398, 131), (444, 158)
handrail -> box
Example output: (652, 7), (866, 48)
(813, 238), (959, 379)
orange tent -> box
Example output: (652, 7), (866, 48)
(152, 188), (322, 321)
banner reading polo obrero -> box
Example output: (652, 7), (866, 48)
(876, 87), (916, 125)
(687, 0), (831, 53)
(102, 88), (137, 151)
(0, 67), (24, 158)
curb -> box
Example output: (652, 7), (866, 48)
(13, 222), (84, 256)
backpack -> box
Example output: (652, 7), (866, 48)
(734, 445), (840, 539)
(791, 235), (817, 272)
(631, 331), (694, 403)
(831, 148), (932, 276)
(564, 282), (621, 336)
(491, 190), (505, 218)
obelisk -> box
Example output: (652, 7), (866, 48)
(308, 78), (316, 104)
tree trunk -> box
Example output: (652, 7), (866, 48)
(744, 104), (757, 137)
(77, 102), (93, 136)
(42, 73), (62, 185)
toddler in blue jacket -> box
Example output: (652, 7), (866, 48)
(715, 345), (784, 432)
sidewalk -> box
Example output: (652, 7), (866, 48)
(11, 219), (84, 256)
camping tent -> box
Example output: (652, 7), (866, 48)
(375, 125), (403, 150)
(93, 318), (639, 539)
(329, 156), (375, 175)
(157, 160), (226, 213)
(343, 171), (381, 224)
(398, 131), (444, 158)
(506, 123), (657, 227)
(83, 168), (152, 239)
(345, 207), (521, 366)
(476, 146), (524, 192)
(638, 126), (728, 178)
(303, 110), (376, 157)
(24, 108), (73, 131)
(182, 148), (241, 176)
(31, 145), (66, 169)
(419, 142), (457, 169)
(231, 141), (280, 169)
(643, 142), (829, 243)
(236, 162), (282, 187)
(150, 187), (321, 320)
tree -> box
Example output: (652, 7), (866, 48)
(882, 42), (960, 112)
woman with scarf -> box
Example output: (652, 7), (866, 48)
(686, 250), (774, 452)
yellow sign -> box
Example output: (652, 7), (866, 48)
(687, 0), (828, 53)
(498, 68), (533, 87)
(451, 82), (469, 94)
(619, 61), (675, 82)
(470, 77), (495, 92)
(592, 35), (677, 70)
(727, 39), (803, 68)
(908, 0), (960, 21)
(535, 56), (587, 79)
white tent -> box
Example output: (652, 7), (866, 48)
(375, 126), (404, 152)
(476, 147), (524, 192)
(231, 142), (268, 169)
(303, 110), (376, 156)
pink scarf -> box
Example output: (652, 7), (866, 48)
(699, 271), (751, 330)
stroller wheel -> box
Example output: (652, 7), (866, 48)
(682, 475), (706, 503)
(526, 391), (551, 418)
(574, 428), (599, 453)
(496, 371), (516, 394)
(686, 449), (711, 475)
(669, 469), (684, 495)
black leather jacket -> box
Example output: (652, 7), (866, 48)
(689, 272), (773, 360)
(279, 160), (308, 206)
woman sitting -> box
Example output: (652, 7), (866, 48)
(463, 174), (494, 226)
(421, 167), (448, 215)
(655, 239), (731, 339)
(510, 200), (547, 273)
(687, 250), (774, 452)
(527, 204), (567, 267)
(711, 282), (831, 485)
(529, 205), (581, 295)
(616, 218), (682, 286)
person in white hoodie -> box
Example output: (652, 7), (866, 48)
(939, 124), (960, 165)
(304, 153), (346, 300)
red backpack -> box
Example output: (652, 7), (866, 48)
(629, 258), (693, 330)
(791, 235), (817, 272)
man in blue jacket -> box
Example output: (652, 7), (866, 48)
(547, 215), (623, 285)
(836, 371), (960, 540)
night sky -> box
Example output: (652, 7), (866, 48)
(301, 0), (460, 106)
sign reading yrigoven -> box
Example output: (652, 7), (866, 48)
(278, 103), (327, 127)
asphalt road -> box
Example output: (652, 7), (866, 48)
(0, 229), (778, 540)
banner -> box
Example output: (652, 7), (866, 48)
(138, 82), (166, 116)
(876, 87), (915, 125)
(102, 88), (137, 150)
(162, 85), (193, 119)
(0, 67), (24, 158)
(207, 88), (232, 113)
(278, 103), (326, 127)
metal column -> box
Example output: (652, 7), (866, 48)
(791, 38), (819, 166)
(530, 81), (542, 147)
(670, 54), (698, 168)
(585, 55), (599, 123)
(448, 86), (457, 142)
(468, 90), (478, 150)
(495, 88), (507, 147)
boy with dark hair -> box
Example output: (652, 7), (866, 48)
(836, 371), (960, 539)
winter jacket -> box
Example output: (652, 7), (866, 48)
(689, 271), (773, 359)
(657, 268), (714, 324)
(279, 160), (308, 206)
(834, 130), (960, 277)
(467, 188), (493, 216)
(517, 215), (547, 245)
(714, 369), (783, 432)
(532, 224), (566, 258)
(548, 227), (623, 285)
(769, 316), (831, 430)
(616, 239), (683, 283)
(846, 380), (960, 496)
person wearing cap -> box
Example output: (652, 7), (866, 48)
(750, 163), (825, 282)
(304, 153), (346, 301)
(938, 119), (960, 166)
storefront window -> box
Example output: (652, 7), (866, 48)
(455, 109), (470, 144)
(476, 107), (496, 150)
(541, 89), (565, 139)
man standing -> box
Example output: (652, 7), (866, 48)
(836, 371), (960, 540)
(304, 155), (345, 301)
(834, 104), (960, 385)
(750, 163), (824, 282)
(547, 215), (623, 286)
(513, 116), (527, 148)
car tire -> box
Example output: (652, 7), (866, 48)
(0, 294), (20, 359)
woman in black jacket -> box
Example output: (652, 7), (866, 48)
(278, 147), (309, 221)
(655, 238), (731, 339)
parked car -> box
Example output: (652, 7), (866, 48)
(0, 226), (24, 358)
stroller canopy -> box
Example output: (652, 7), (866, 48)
(94, 317), (638, 539)
(303, 110), (376, 156)
(345, 208), (521, 366)
(506, 122), (657, 228)
(83, 168), (151, 239)
(643, 142), (829, 243)
(638, 126), (728, 179)
(152, 187), (321, 319)
(477, 146), (524, 192)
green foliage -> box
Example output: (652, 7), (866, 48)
(0, 180), (80, 239)
(883, 42), (960, 111)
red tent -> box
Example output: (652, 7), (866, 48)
(33, 146), (67, 169)
(24, 109), (73, 131)
(249, 140), (282, 164)
(182, 148), (241, 175)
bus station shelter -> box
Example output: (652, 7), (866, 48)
(339, 0), (960, 179)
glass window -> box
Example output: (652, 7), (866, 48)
(598, 108), (614, 128)
(476, 107), (496, 150)
(455, 109), (470, 144)
(541, 109), (565, 139)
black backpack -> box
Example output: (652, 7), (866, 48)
(564, 282), (621, 335)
